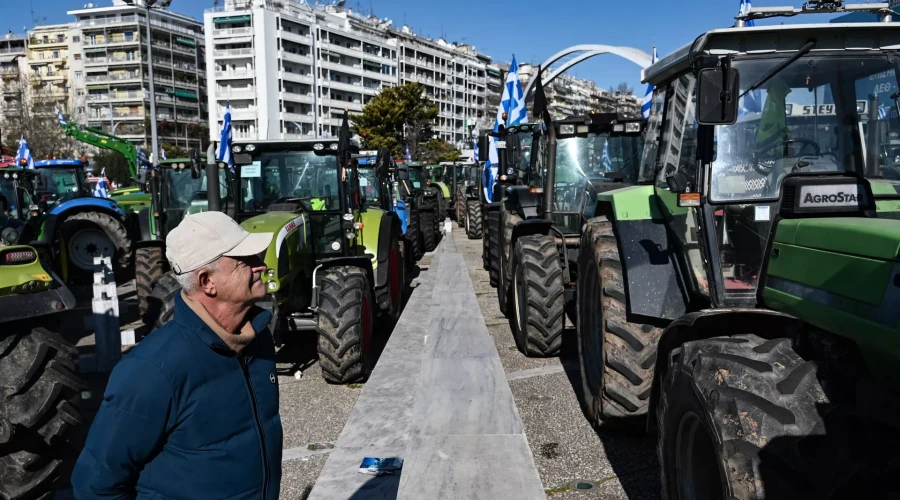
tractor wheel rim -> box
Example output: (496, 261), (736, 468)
(68, 227), (114, 271)
(675, 411), (722, 500)
(390, 246), (401, 312)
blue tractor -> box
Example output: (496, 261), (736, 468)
(31, 159), (133, 285)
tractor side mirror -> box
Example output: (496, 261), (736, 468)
(666, 171), (689, 193)
(396, 168), (409, 181)
(189, 148), (202, 179)
(35, 175), (47, 191)
(697, 67), (740, 125)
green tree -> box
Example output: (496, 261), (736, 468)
(351, 82), (438, 158)
(419, 139), (460, 163)
(91, 150), (133, 187)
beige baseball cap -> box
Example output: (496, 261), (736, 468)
(166, 211), (273, 274)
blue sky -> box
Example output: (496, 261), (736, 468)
(1, 0), (844, 93)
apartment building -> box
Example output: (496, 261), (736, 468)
(205, 0), (489, 147)
(26, 25), (72, 116)
(66, 0), (207, 152)
(0, 33), (28, 118)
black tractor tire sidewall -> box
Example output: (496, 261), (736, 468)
(510, 234), (564, 357)
(146, 272), (181, 331)
(421, 211), (436, 253)
(466, 199), (482, 239)
(316, 266), (374, 384)
(136, 246), (167, 320)
(59, 211), (133, 284)
(487, 211), (500, 287)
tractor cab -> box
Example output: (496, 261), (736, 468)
(0, 168), (41, 245)
(32, 159), (92, 209)
(503, 122), (539, 179)
(232, 138), (365, 260)
(354, 151), (387, 211)
(638, 12), (900, 307)
(156, 156), (232, 238)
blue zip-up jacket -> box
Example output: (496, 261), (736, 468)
(72, 293), (283, 499)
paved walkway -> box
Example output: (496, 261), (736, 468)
(308, 231), (546, 500)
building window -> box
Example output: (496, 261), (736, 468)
(73, 36), (80, 43)
(74, 54), (81, 60)
(76, 72), (83, 78)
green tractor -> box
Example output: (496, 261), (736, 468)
(150, 114), (407, 384)
(0, 167), (86, 499)
(463, 159), (484, 238)
(425, 163), (452, 220)
(396, 161), (441, 254)
(480, 121), (538, 286)
(445, 160), (477, 227)
(569, 3), (900, 497)
(498, 106), (644, 356)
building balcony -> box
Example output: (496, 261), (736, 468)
(28, 38), (68, 48)
(320, 60), (365, 78)
(280, 31), (311, 45)
(214, 47), (253, 59)
(282, 91), (313, 104)
(283, 112), (314, 123)
(215, 69), (254, 79)
(213, 27), (252, 38)
(280, 71), (313, 85)
(284, 131), (315, 140)
(217, 88), (256, 100)
(322, 79), (371, 95)
(84, 36), (140, 48)
(319, 97), (362, 111)
(221, 107), (257, 120)
(281, 51), (313, 66)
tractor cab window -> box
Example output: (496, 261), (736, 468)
(0, 172), (31, 220)
(408, 167), (424, 189)
(240, 152), (339, 212)
(357, 167), (380, 205)
(35, 167), (88, 205)
(164, 167), (230, 213)
(513, 132), (533, 174)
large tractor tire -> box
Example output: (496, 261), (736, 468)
(407, 201), (423, 262)
(466, 199), (482, 239)
(497, 210), (522, 317)
(135, 246), (167, 321)
(375, 235), (405, 329)
(0, 326), (84, 499)
(456, 189), (465, 227)
(145, 272), (180, 331)
(421, 210), (436, 253)
(510, 234), (564, 357)
(657, 334), (866, 499)
(59, 211), (132, 284)
(487, 210), (500, 287)
(576, 217), (662, 428)
(316, 266), (375, 384)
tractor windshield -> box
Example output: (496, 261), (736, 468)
(35, 167), (90, 205)
(0, 171), (33, 220)
(408, 167), (424, 189)
(164, 167), (230, 212)
(240, 151), (339, 212)
(554, 134), (643, 213)
(516, 132), (533, 172)
(710, 54), (900, 203)
(357, 166), (381, 206)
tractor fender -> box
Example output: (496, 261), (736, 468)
(393, 199), (409, 235)
(504, 185), (542, 219)
(40, 199), (127, 244)
(645, 308), (802, 433)
(373, 211), (401, 289)
(312, 256), (376, 309)
(508, 219), (554, 255)
(133, 238), (165, 251)
(137, 207), (154, 242)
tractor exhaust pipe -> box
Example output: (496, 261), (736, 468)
(543, 123), (558, 218)
(207, 142), (221, 213)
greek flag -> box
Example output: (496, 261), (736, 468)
(406, 144), (412, 161)
(473, 130), (479, 162)
(879, 103), (890, 120)
(14, 136), (33, 169)
(137, 146), (150, 173)
(94, 168), (109, 198)
(642, 47), (658, 120)
(483, 55), (526, 202)
(56, 106), (68, 127)
(741, 0), (755, 26)
(601, 141), (613, 172)
(217, 102), (234, 171)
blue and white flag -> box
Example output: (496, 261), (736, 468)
(217, 102), (234, 171)
(879, 103), (890, 120)
(406, 144), (412, 161)
(483, 55), (526, 202)
(14, 136), (33, 170)
(94, 168), (109, 198)
(137, 146), (150, 173)
(642, 46), (658, 120)
(601, 140), (613, 172)
(159, 147), (167, 162)
(473, 130), (479, 162)
(56, 106), (67, 127)
(740, 0), (755, 26)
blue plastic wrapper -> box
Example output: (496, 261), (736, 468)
(359, 457), (404, 476)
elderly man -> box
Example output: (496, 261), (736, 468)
(71, 211), (283, 500)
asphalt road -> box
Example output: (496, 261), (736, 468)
(451, 224), (661, 499)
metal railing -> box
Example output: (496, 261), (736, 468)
(213, 27), (252, 37)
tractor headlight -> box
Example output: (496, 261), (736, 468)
(231, 145), (242, 153)
(267, 281), (277, 291)
(313, 143), (325, 151)
(613, 124), (624, 132)
(245, 144), (256, 152)
(266, 268), (276, 278)
(506, 167), (514, 175)
(625, 122), (641, 133)
(329, 144), (339, 151)
(576, 125), (589, 134)
(560, 124), (575, 135)
(331, 241), (341, 251)
(345, 231), (356, 240)
(342, 213), (354, 221)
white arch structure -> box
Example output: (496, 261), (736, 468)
(522, 44), (654, 103)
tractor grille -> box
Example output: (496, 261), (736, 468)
(781, 185), (796, 216)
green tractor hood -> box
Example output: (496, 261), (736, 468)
(241, 211), (311, 295)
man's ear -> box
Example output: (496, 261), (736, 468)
(196, 268), (217, 296)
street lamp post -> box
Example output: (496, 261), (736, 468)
(126, 0), (171, 164)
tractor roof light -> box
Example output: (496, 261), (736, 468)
(625, 122), (641, 133)
(231, 145), (242, 153)
(313, 143), (325, 151)
(329, 143), (339, 151)
(613, 124), (625, 133)
(560, 124), (575, 135)
(245, 144), (256, 152)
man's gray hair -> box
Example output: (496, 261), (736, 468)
(174, 258), (221, 294)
